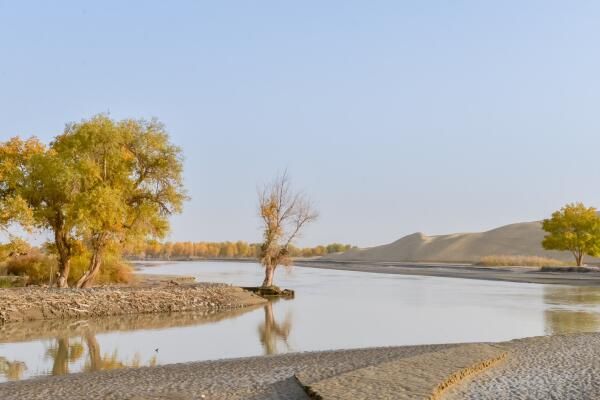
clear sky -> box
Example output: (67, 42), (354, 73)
(1, 1), (600, 247)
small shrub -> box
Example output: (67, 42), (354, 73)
(0, 277), (13, 288)
(478, 255), (571, 267)
(0, 276), (28, 287)
(5, 251), (56, 285)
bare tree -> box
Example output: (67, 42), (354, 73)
(258, 172), (318, 287)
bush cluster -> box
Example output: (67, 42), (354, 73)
(4, 249), (132, 286)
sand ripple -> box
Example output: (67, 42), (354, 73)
(446, 333), (600, 400)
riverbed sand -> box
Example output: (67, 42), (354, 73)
(1, 334), (599, 399)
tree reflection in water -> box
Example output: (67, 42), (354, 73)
(0, 357), (27, 381)
(0, 303), (262, 381)
(543, 286), (600, 335)
(43, 331), (157, 377)
(258, 299), (293, 355)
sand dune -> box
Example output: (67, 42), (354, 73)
(330, 221), (594, 263)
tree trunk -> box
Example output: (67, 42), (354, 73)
(76, 248), (103, 288)
(576, 253), (584, 267)
(262, 264), (276, 287)
(55, 230), (71, 288)
(56, 259), (70, 288)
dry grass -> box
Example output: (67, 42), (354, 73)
(477, 255), (572, 267)
(5, 250), (133, 286)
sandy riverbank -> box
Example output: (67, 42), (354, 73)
(0, 284), (266, 324)
(1, 333), (598, 399)
(296, 260), (600, 286)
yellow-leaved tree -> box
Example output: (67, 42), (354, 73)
(258, 172), (318, 287)
(52, 114), (188, 288)
(542, 203), (600, 267)
(0, 137), (80, 287)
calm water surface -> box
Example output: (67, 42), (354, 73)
(2, 261), (600, 382)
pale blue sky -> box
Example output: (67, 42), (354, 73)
(1, 1), (600, 247)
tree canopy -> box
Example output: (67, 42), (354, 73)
(54, 115), (187, 287)
(0, 114), (187, 287)
(0, 136), (80, 286)
(125, 240), (354, 259)
(542, 203), (600, 266)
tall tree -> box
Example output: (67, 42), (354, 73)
(542, 203), (600, 266)
(51, 115), (187, 288)
(258, 172), (318, 287)
(0, 137), (78, 287)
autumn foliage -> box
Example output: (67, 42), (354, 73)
(125, 240), (353, 260)
(542, 203), (600, 266)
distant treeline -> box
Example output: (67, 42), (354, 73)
(125, 241), (355, 260)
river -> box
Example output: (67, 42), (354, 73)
(1, 261), (600, 382)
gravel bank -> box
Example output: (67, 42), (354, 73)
(0, 284), (266, 324)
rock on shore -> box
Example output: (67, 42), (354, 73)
(0, 283), (266, 324)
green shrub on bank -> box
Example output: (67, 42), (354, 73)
(0, 277), (13, 288)
(477, 255), (571, 267)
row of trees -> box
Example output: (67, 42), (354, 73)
(0, 115), (186, 287)
(125, 240), (354, 260)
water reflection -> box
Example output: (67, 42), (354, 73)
(0, 299), (290, 381)
(0, 305), (262, 344)
(0, 303), (263, 381)
(258, 300), (293, 355)
(544, 286), (600, 335)
(43, 332), (158, 376)
(0, 357), (27, 381)
(5, 261), (600, 383)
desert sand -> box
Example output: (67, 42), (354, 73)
(328, 220), (600, 263)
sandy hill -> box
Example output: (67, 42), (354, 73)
(330, 221), (591, 263)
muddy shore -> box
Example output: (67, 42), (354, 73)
(1, 333), (599, 399)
